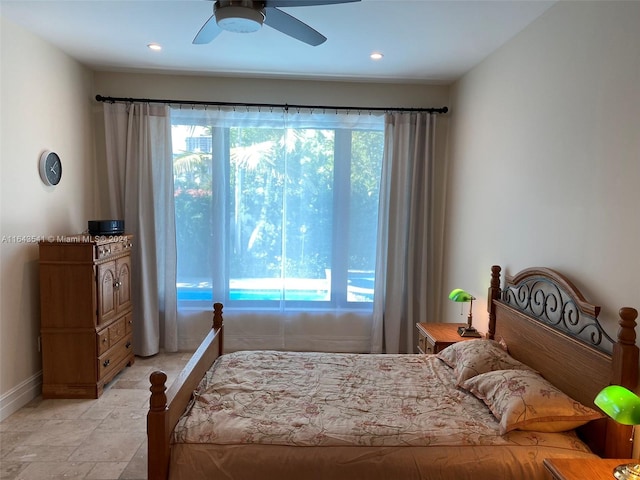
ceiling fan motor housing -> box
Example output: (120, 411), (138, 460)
(215, 1), (266, 33)
(194, 0), (358, 45)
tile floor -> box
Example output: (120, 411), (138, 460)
(0, 352), (192, 480)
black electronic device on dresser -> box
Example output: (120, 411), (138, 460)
(88, 219), (124, 236)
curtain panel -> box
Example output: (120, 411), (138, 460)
(102, 102), (178, 356)
(371, 112), (444, 354)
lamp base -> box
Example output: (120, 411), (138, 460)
(614, 463), (640, 480)
(457, 326), (482, 338)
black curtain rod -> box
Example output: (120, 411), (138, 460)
(95, 95), (448, 114)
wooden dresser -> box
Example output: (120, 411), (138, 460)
(39, 234), (135, 398)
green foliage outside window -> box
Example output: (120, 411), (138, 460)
(173, 123), (383, 304)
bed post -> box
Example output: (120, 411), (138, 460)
(148, 371), (170, 480)
(213, 302), (224, 354)
(605, 307), (639, 459)
(487, 265), (501, 340)
(612, 307), (638, 387)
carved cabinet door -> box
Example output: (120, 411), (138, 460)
(97, 261), (117, 326)
(115, 256), (132, 313)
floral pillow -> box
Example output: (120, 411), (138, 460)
(437, 339), (534, 386)
(461, 369), (603, 434)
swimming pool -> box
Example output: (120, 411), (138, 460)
(177, 274), (374, 303)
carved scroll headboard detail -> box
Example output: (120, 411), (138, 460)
(500, 267), (615, 353)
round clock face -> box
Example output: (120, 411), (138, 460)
(39, 151), (62, 186)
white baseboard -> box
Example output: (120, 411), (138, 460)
(0, 371), (42, 421)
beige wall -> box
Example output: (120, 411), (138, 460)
(0, 17), (95, 419)
(92, 72), (450, 109)
(444, 1), (640, 339)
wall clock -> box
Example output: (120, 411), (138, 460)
(39, 150), (62, 186)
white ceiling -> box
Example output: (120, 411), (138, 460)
(0, 0), (556, 83)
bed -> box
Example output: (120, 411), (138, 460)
(147, 265), (639, 479)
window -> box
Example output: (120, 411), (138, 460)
(171, 108), (384, 311)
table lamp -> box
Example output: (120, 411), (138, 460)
(594, 385), (640, 479)
(449, 288), (482, 338)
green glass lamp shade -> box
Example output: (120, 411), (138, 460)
(448, 288), (481, 338)
(594, 385), (640, 425)
(448, 288), (474, 302)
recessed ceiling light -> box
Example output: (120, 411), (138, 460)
(147, 43), (162, 51)
(370, 52), (383, 61)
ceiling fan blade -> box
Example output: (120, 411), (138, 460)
(265, 0), (360, 6)
(264, 7), (326, 46)
(193, 14), (223, 44)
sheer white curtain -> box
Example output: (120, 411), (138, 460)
(172, 106), (384, 353)
(371, 112), (444, 353)
(103, 102), (178, 356)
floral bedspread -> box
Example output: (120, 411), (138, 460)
(172, 350), (591, 451)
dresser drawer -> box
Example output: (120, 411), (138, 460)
(424, 337), (435, 354)
(124, 313), (133, 335)
(97, 317), (127, 355)
(94, 237), (132, 260)
(109, 317), (127, 346)
(417, 326), (436, 354)
(98, 333), (133, 380)
(96, 243), (115, 260)
(418, 334), (436, 353)
(97, 329), (109, 356)
(418, 335), (427, 354)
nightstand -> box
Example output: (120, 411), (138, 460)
(543, 458), (634, 480)
(415, 322), (480, 354)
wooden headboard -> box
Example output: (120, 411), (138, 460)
(486, 265), (638, 458)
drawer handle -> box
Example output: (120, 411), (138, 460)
(126, 341), (132, 349)
(103, 359), (110, 368)
(102, 338), (108, 344)
(113, 281), (121, 289)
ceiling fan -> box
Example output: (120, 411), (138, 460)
(193, 0), (361, 46)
